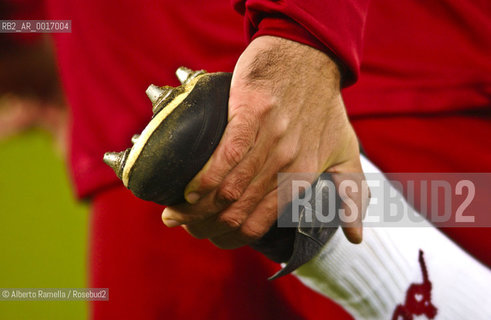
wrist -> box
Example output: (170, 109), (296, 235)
(251, 16), (347, 87)
(240, 35), (341, 90)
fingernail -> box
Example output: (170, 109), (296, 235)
(352, 229), (363, 244)
(162, 208), (182, 227)
(163, 219), (181, 228)
(185, 192), (200, 204)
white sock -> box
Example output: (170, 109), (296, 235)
(293, 156), (491, 319)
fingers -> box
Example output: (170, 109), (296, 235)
(158, 36), (365, 251)
(162, 132), (273, 227)
(180, 194), (256, 240)
(331, 160), (369, 244)
(164, 188), (279, 249)
(165, 114), (290, 225)
(209, 191), (279, 249)
(213, 143), (269, 208)
(182, 214), (243, 240)
(161, 193), (218, 227)
(172, 189), (259, 237)
(164, 154), (279, 235)
(183, 104), (260, 204)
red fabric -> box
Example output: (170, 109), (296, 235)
(232, 0), (370, 86)
(90, 186), (351, 319)
(234, 0), (490, 114)
(251, 16), (331, 63)
(45, 0), (491, 199)
(351, 112), (491, 267)
(46, 0), (247, 198)
(45, 2), (354, 319)
(42, 0), (491, 319)
(343, 0), (491, 116)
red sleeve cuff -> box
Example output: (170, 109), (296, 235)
(251, 15), (350, 85)
(252, 15), (328, 56)
(232, 0), (370, 88)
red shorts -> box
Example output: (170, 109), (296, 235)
(90, 187), (349, 319)
(89, 111), (490, 319)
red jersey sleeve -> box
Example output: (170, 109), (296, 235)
(232, 0), (370, 86)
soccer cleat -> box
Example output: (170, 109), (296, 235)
(104, 68), (229, 205)
(103, 67), (340, 278)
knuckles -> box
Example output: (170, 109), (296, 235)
(217, 213), (244, 230)
(274, 143), (298, 168)
(221, 118), (256, 168)
(199, 171), (223, 190)
(216, 160), (258, 205)
(222, 140), (246, 168)
(216, 182), (243, 204)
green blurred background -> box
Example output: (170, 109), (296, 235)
(0, 130), (88, 319)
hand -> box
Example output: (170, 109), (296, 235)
(162, 36), (367, 249)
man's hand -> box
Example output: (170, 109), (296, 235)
(162, 36), (367, 249)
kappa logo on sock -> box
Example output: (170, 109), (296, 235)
(392, 250), (437, 320)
